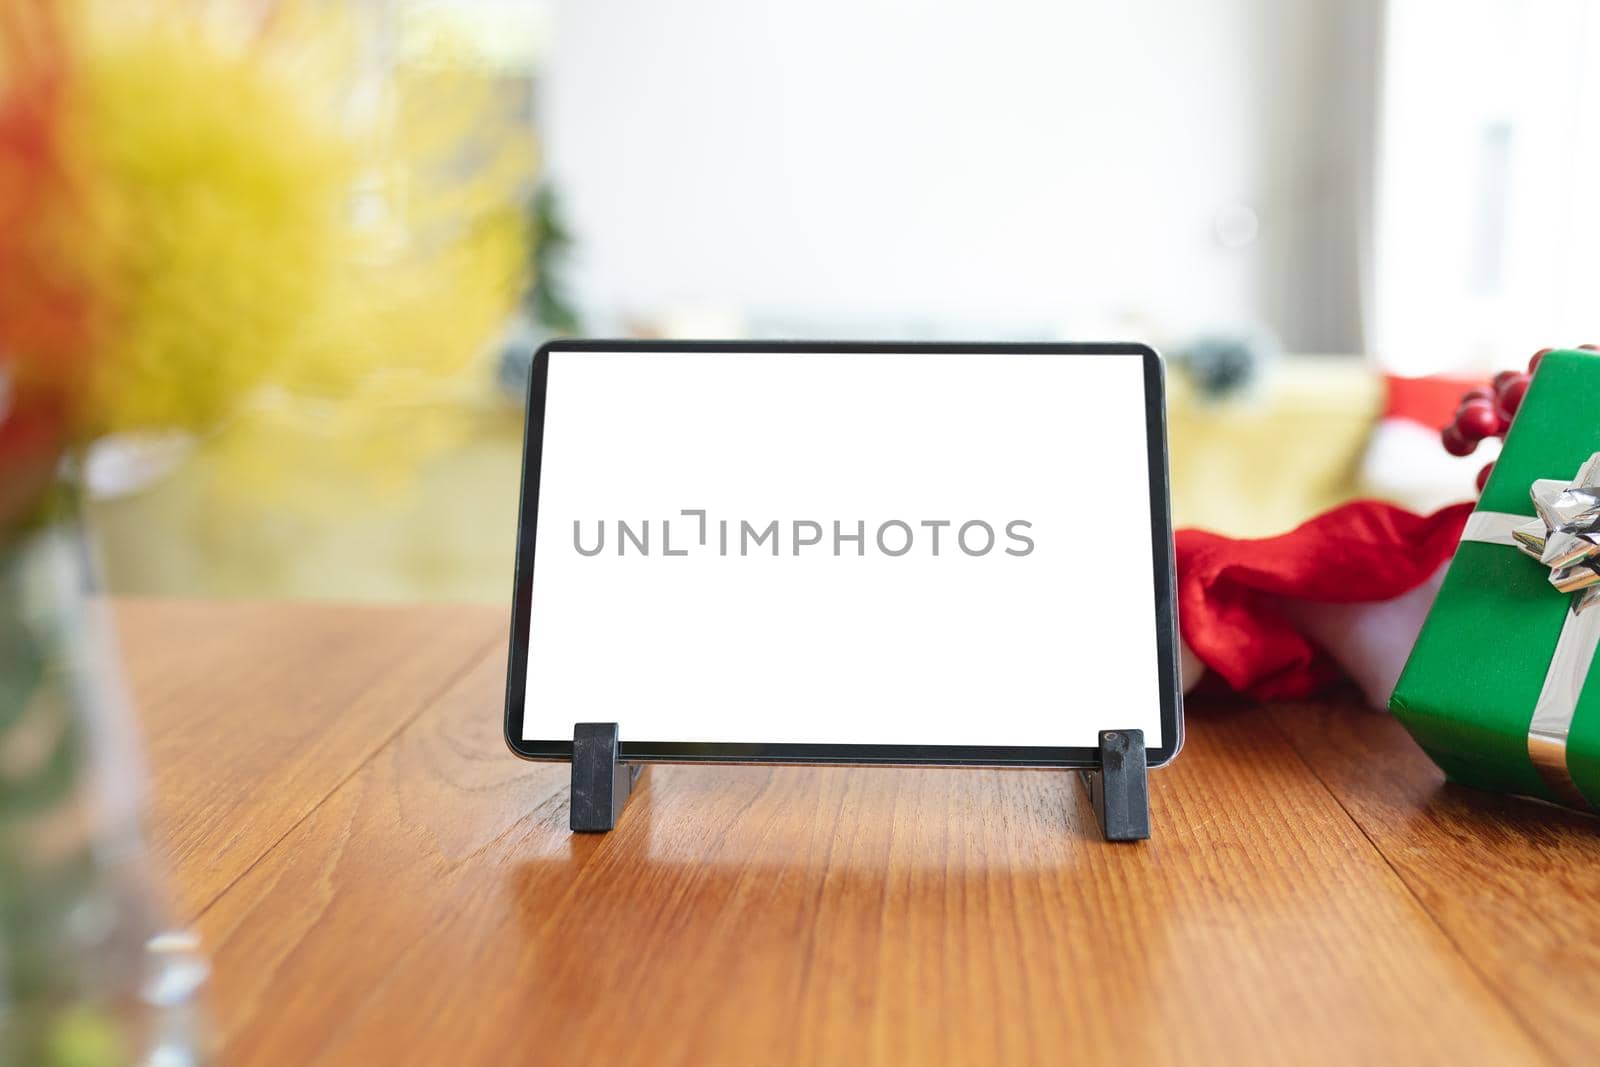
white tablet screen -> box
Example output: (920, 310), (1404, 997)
(520, 347), (1169, 755)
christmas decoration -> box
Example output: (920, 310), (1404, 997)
(1438, 344), (1600, 493)
(1394, 349), (1600, 811)
(1178, 346), (1600, 793)
(1176, 499), (1470, 702)
(1361, 372), (1494, 515)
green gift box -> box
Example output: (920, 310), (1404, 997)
(1390, 349), (1600, 810)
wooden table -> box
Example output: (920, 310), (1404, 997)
(123, 600), (1600, 1066)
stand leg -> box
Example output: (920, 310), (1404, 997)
(570, 722), (642, 833)
(1080, 728), (1150, 842)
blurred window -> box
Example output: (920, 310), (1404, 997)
(1375, 0), (1600, 372)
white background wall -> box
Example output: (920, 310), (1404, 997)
(540, 0), (1380, 352)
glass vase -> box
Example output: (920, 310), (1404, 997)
(0, 513), (208, 1066)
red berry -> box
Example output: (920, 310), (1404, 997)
(1457, 389), (1494, 415)
(1492, 369), (1522, 392)
(1476, 461), (1494, 493)
(1456, 401), (1499, 440)
(1495, 373), (1530, 420)
(1442, 424), (1476, 456)
(1529, 348), (1553, 373)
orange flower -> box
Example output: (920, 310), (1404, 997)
(0, 0), (100, 468)
(0, 402), (65, 530)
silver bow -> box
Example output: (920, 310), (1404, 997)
(1511, 452), (1600, 613)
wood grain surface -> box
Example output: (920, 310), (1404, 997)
(118, 599), (505, 919)
(121, 601), (1600, 1066)
(1279, 701), (1600, 1065)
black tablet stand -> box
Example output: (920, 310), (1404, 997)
(569, 723), (643, 833)
(568, 723), (1150, 841)
(1079, 729), (1150, 841)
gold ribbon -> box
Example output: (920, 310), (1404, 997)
(1458, 452), (1600, 809)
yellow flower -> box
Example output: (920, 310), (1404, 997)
(57, 0), (534, 488)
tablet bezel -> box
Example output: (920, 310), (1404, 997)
(504, 340), (1182, 768)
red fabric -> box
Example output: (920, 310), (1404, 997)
(1382, 373), (1487, 431)
(1176, 499), (1474, 700)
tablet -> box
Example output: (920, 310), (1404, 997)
(504, 341), (1181, 767)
